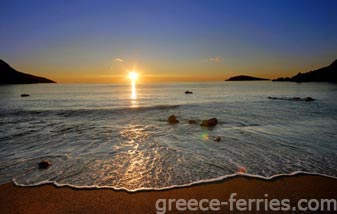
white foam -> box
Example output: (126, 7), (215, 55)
(12, 171), (337, 193)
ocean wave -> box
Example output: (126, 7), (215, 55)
(12, 171), (337, 193)
(1, 104), (181, 117)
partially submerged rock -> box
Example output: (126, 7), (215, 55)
(304, 97), (315, 101)
(200, 118), (218, 127)
(214, 136), (221, 142)
(268, 96), (315, 102)
(21, 94), (30, 97)
(168, 115), (179, 124)
(185, 91), (193, 94)
(38, 160), (51, 169)
(188, 120), (198, 125)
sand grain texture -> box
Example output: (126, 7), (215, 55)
(1, 175), (337, 213)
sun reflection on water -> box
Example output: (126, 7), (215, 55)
(130, 79), (138, 107)
(128, 70), (138, 108)
(118, 125), (158, 188)
(131, 80), (137, 99)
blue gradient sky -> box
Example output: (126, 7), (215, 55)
(1, 0), (337, 82)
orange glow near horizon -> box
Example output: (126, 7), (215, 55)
(16, 61), (318, 84)
(29, 72), (297, 83)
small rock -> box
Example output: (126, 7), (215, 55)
(188, 120), (198, 125)
(38, 160), (51, 169)
(168, 115), (179, 124)
(214, 136), (221, 142)
(21, 94), (30, 97)
(185, 91), (193, 94)
(200, 118), (218, 127)
(304, 97), (315, 101)
(268, 96), (315, 102)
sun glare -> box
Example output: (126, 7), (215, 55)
(128, 71), (138, 81)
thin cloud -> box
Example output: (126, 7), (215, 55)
(208, 56), (221, 63)
(114, 57), (124, 63)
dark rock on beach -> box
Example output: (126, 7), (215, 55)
(168, 115), (179, 124)
(38, 160), (51, 169)
(21, 94), (30, 97)
(0, 59), (55, 84)
(185, 91), (193, 94)
(200, 118), (218, 127)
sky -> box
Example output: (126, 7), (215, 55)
(1, 0), (337, 83)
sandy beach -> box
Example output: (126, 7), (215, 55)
(1, 174), (336, 213)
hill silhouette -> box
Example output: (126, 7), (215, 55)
(273, 59), (337, 83)
(0, 59), (55, 84)
(226, 75), (269, 81)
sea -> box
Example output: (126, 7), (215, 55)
(0, 82), (337, 191)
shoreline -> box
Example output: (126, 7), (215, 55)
(11, 171), (337, 192)
(1, 174), (337, 213)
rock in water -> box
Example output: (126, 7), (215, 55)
(38, 160), (51, 169)
(188, 120), (198, 125)
(268, 96), (315, 102)
(305, 97), (315, 101)
(200, 118), (218, 127)
(168, 115), (179, 124)
(185, 91), (193, 94)
(21, 94), (30, 97)
(214, 136), (221, 142)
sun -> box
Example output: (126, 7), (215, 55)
(128, 70), (138, 81)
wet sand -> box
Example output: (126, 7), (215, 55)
(0, 174), (337, 213)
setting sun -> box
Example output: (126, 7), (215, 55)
(128, 71), (138, 81)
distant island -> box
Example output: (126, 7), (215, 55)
(0, 59), (55, 84)
(226, 75), (269, 81)
(273, 59), (337, 83)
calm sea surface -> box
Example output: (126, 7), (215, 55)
(0, 82), (337, 190)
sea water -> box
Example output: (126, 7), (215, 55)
(0, 82), (337, 191)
